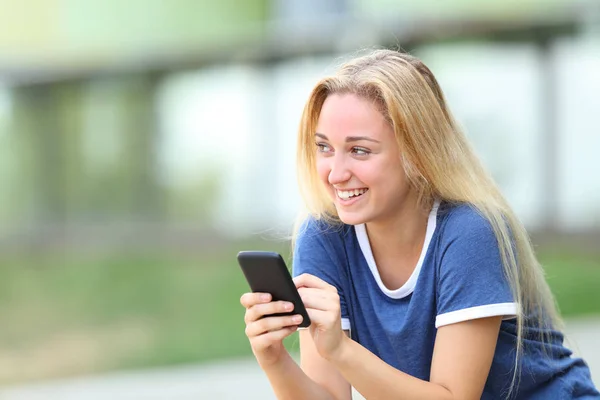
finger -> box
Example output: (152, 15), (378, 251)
(240, 292), (271, 308)
(245, 314), (303, 338)
(294, 273), (336, 291)
(298, 287), (330, 300)
(244, 301), (294, 324)
(251, 326), (298, 349)
(299, 288), (339, 311)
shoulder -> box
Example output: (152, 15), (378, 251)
(297, 215), (342, 236)
(437, 202), (496, 243)
(434, 203), (515, 311)
(292, 216), (351, 279)
(295, 215), (351, 250)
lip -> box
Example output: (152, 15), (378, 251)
(335, 188), (368, 206)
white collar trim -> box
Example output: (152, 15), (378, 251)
(354, 200), (439, 299)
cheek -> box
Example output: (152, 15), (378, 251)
(356, 163), (382, 186)
(369, 163), (408, 195)
(385, 168), (411, 198)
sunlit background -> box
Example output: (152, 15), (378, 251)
(0, 0), (599, 398)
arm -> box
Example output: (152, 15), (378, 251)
(287, 217), (354, 399)
(299, 329), (352, 400)
(329, 316), (502, 400)
(240, 292), (344, 400)
(261, 349), (340, 400)
(295, 273), (503, 399)
(263, 320), (353, 400)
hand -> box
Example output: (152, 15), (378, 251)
(240, 292), (303, 368)
(294, 273), (346, 361)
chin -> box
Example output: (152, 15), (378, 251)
(336, 211), (369, 226)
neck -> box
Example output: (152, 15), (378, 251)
(365, 194), (432, 260)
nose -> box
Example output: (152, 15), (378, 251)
(328, 153), (352, 185)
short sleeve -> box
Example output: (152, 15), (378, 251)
(435, 208), (518, 328)
(292, 218), (350, 329)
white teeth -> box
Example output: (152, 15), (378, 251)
(337, 188), (367, 200)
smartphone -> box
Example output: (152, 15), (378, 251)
(237, 251), (311, 328)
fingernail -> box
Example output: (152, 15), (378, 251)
(293, 315), (302, 323)
(284, 303), (293, 311)
(261, 294), (270, 301)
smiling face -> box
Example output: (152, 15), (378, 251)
(314, 93), (413, 226)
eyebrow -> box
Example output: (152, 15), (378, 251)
(315, 133), (381, 143)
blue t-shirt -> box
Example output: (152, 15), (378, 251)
(292, 201), (599, 399)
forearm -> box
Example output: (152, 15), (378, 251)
(262, 351), (338, 400)
(331, 336), (453, 400)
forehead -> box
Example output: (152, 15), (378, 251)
(316, 93), (393, 141)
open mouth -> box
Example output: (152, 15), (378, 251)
(336, 188), (369, 201)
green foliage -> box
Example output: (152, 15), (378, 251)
(540, 252), (600, 317)
(0, 0), (269, 57)
(0, 243), (597, 384)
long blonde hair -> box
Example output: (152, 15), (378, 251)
(293, 49), (562, 396)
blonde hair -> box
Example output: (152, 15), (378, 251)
(293, 49), (562, 397)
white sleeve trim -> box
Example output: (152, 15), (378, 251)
(435, 302), (518, 328)
(341, 318), (351, 331)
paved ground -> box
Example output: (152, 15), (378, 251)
(2, 317), (599, 400)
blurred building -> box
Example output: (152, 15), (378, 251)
(0, 0), (599, 247)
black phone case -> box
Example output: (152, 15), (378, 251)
(237, 251), (311, 328)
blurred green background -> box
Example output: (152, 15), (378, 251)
(0, 0), (599, 387)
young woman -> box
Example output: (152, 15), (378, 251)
(240, 49), (599, 399)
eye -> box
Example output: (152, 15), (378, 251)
(351, 147), (370, 156)
(316, 142), (332, 153)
